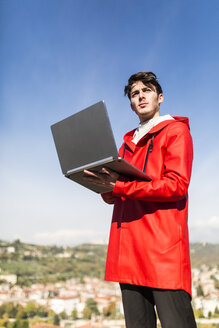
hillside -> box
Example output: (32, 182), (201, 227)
(0, 240), (218, 286)
(0, 240), (107, 286)
(190, 242), (219, 268)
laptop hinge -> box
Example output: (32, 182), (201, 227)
(66, 156), (114, 176)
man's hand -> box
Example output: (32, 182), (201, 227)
(83, 167), (119, 189)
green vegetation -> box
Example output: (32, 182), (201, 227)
(0, 240), (107, 286)
(0, 240), (218, 287)
(53, 314), (60, 326)
(0, 302), (54, 319)
(210, 275), (219, 290)
(103, 301), (118, 319)
(0, 318), (29, 328)
(190, 243), (219, 268)
(196, 284), (204, 297)
(71, 308), (78, 320)
(83, 298), (100, 319)
(0, 302), (63, 327)
(197, 325), (219, 328)
(0, 240), (217, 327)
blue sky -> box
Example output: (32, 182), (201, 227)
(1, 0), (219, 245)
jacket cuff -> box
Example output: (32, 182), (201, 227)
(113, 178), (126, 196)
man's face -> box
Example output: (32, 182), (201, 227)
(130, 81), (163, 122)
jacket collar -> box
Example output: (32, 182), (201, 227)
(123, 116), (190, 148)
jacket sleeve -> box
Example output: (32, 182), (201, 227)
(113, 123), (193, 202)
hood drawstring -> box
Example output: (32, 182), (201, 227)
(143, 135), (154, 173)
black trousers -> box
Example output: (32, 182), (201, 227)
(120, 283), (197, 328)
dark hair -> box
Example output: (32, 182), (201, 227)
(124, 72), (163, 99)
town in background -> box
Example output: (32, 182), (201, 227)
(0, 240), (219, 328)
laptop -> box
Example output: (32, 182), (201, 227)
(51, 101), (151, 193)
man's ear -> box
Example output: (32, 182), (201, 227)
(158, 93), (164, 104)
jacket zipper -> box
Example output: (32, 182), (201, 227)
(122, 143), (126, 159)
(143, 135), (154, 173)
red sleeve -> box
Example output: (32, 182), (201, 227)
(113, 123), (193, 202)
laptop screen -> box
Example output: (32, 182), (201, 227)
(51, 101), (118, 174)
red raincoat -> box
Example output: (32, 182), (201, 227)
(103, 117), (193, 297)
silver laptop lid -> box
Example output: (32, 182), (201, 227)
(51, 101), (118, 175)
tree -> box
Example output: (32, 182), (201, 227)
(0, 302), (18, 318)
(37, 305), (48, 318)
(59, 311), (68, 319)
(215, 279), (219, 289)
(214, 306), (219, 318)
(13, 239), (21, 247)
(85, 298), (99, 316)
(48, 309), (55, 317)
(196, 284), (204, 297)
(25, 302), (37, 318)
(53, 314), (60, 326)
(103, 301), (116, 317)
(16, 309), (28, 320)
(210, 275), (219, 289)
(194, 308), (204, 318)
(12, 320), (29, 328)
(83, 298), (99, 320)
(83, 307), (92, 320)
(0, 314), (9, 328)
(71, 308), (78, 320)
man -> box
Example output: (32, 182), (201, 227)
(84, 72), (196, 327)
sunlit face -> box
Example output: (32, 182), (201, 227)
(130, 81), (164, 122)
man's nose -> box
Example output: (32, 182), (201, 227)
(139, 90), (146, 99)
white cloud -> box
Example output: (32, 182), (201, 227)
(189, 216), (219, 243)
(190, 216), (219, 229)
(189, 150), (219, 225)
(33, 229), (108, 246)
